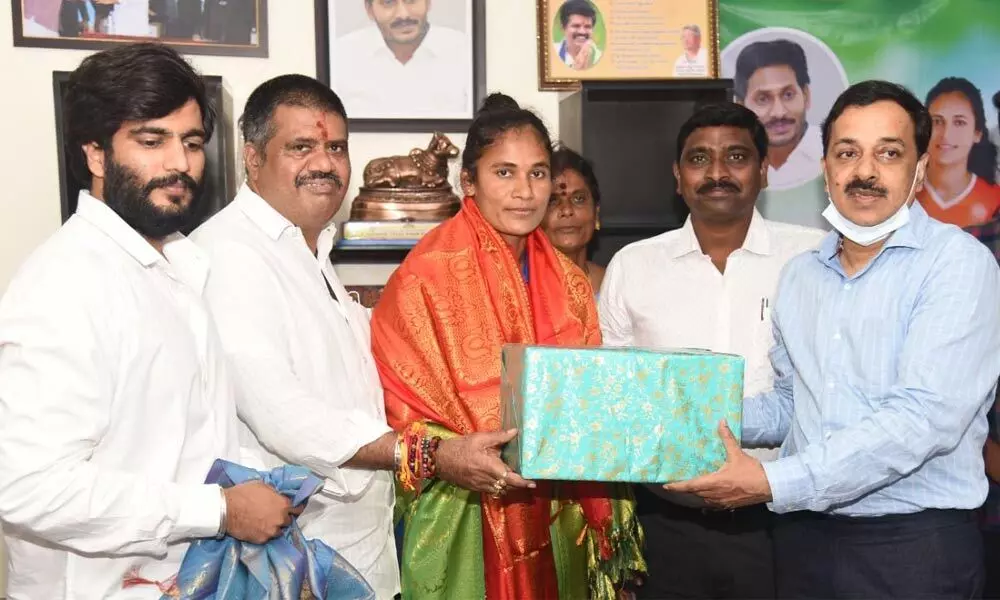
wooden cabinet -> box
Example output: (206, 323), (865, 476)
(558, 80), (735, 266)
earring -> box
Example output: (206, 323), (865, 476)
(595, 220), (601, 231)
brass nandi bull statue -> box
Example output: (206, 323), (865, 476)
(362, 133), (459, 189)
(349, 133), (462, 222)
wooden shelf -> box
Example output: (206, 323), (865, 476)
(330, 244), (413, 264)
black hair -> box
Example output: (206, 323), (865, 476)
(461, 93), (553, 182)
(551, 145), (601, 205)
(675, 103), (769, 164)
(926, 77), (997, 185)
(559, 0), (596, 28)
(64, 42), (215, 186)
(994, 89), (1000, 111)
(821, 80), (931, 157)
(240, 74), (347, 155)
(733, 39), (810, 101)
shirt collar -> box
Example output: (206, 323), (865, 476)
(235, 182), (339, 251)
(74, 190), (209, 292)
(815, 200), (929, 267)
(235, 183), (296, 241)
(75, 190), (162, 268)
(666, 208), (772, 259)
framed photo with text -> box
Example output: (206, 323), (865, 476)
(13, 0), (268, 58)
(538, 0), (719, 90)
(52, 71), (234, 233)
(314, 0), (486, 132)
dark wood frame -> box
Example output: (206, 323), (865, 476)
(314, 0), (487, 132)
(537, 0), (720, 91)
(52, 71), (234, 231)
(12, 0), (268, 58)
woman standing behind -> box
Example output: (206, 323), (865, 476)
(371, 93), (644, 600)
(541, 146), (606, 296)
(917, 77), (1000, 226)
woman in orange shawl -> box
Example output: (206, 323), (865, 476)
(370, 94), (645, 600)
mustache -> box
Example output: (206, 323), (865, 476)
(696, 179), (741, 194)
(145, 172), (198, 198)
(390, 18), (420, 29)
(845, 178), (888, 196)
(294, 171), (344, 189)
(765, 117), (795, 128)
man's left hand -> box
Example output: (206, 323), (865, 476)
(662, 420), (773, 509)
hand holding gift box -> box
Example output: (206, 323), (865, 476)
(500, 344), (745, 483)
(663, 419), (774, 509)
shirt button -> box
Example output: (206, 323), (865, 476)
(844, 283), (852, 290)
(833, 332), (841, 341)
(827, 380), (835, 389)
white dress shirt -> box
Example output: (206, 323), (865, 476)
(0, 192), (239, 599)
(110, 0), (152, 37)
(673, 47), (708, 77)
(334, 24), (471, 119)
(767, 124), (823, 191)
(598, 209), (826, 466)
(191, 185), (398, 599)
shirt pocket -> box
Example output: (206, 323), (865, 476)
(746, 318), (777, 392)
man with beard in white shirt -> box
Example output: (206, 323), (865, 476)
(0, 43), (293, 599)
(192, 74), (530, 599)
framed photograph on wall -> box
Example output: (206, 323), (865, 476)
(52, 71), (234, 233)
(538, 0), (719, 90)
(14, 0), (268, 58)
(315, 0), (486, 132)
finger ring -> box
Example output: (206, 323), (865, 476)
(489, 478), (507, 498)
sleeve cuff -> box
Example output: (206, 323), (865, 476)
(741, 396), (766, 444)
(320, 411), (391, 499)
(762, 455), (812, 513)
(171, 484), (224, 541)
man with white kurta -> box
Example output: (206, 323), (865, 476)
(600, 103), (824, 598)
(193, 74), (527, 598)
(0, 43), (293, 599)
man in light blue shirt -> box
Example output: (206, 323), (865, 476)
(668, 80), (1000, 598)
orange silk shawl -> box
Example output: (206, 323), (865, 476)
(370, 197), (613, 599)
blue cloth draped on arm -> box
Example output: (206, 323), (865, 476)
(167, 459), (375, 600)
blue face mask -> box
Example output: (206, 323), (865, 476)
(822, 161), (926, 247)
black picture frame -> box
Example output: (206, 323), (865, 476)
(314, 0), (486, 132)
(13, 0), (268, 58)
(52, 71), (235, 233)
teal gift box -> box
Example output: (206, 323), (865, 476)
(500, 344), (745, 483)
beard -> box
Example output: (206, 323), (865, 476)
(102, 154), (204, 240)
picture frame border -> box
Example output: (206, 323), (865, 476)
(536, 0), (721, 91)
(12, 0), (269, 58)
(313, 0), (487, 133)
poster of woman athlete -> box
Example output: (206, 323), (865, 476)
(719, 0), (1000, 231)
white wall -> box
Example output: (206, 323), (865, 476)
(0, 0), (561, 291)
(0, 0), (560, 593)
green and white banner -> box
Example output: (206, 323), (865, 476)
(719, 0), (1000, 229)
